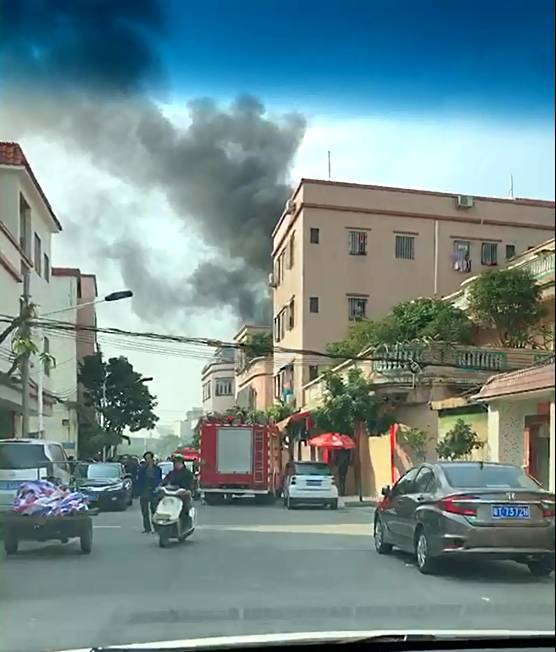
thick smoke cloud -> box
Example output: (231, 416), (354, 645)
(0, 1), (305, 325)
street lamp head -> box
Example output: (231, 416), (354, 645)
(104, 290), (133, 302)
(139, 377), (154, 383)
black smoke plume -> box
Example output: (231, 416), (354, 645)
(0, 1), (306, 325)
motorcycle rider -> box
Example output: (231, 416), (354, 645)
(161, 454), (194, 528)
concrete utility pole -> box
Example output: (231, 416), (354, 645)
(20, 266), (31, 439)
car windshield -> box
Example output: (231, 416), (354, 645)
(0, 444), (50, 470)
(294, 463), (332, 476)
(1, 1), (554, 651)
(78, 464), (121, 480)
(442, 464), (542, 490)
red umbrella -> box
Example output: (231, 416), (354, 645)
(174, 447), (200, 461)
(308, 433), (356, 449)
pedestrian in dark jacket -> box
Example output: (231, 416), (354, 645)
(136, 452), (162, 533)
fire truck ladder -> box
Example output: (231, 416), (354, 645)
(254, 430), (265, 483)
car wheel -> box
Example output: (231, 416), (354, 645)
(329, 499), (338, 510)
(528, 557), (554, 577)
(159, 531), (170, 548)
(80, 524), (93, 554)
(287, 496), (296, 510)
(415, 529), (438, 575)
(374, 517), (393, 555)
(4, 534), (18, 556)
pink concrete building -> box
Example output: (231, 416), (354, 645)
(272, 179), (555, 406)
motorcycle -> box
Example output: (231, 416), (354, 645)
(152, 486), (196, 548)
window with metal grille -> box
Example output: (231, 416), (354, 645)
(215, 377), (234, 396)
(202, 382), (211, 401)
(395, 235), (415, 260)
(43, 253), (50, 282)
(287, 234), (295, 269)
(309, 297), (319, 313)
(505, 244), (516, 260)
(308, 365), (319, 381)
(34, 233), (42, 276)
(43, 337), (51, 377)
(452, 240), (472, 272)
(348, 297), (367, 320)
(348, 230), (367, 255)
(481, 242), (498, 266)
(288, 298), (295, 330)
(310, 227), (320, 244)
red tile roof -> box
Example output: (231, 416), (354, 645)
(475, 358), (555, 401)
(0, 142), (62, 231)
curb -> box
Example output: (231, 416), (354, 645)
(342, 499), (378, 508)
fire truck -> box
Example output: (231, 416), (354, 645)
(198, 416), (284, 504)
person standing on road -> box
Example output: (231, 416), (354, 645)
(136, 451), (162, 533)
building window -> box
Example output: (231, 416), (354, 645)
(34, 233), (42, 276)
(43, 337), (51, 377)
(19, 194), (31, 256)
(215, 377), (233, 397)
(310, 227), (320, 244)
(43, 253), (50, 282)
(309, 297), (319, 313)
(481, 242), (498, 266)
(395, 235), (415, 260)
(308, 365), (319, 381)
(348, 230), (367, 256)
(452, 240), (471, 272)
(287, 233), (295, 269)
(505, 244), (516, 260)
(202, 382), (211, 401)
(348, 296), (367, 320)
(288, 297), (295, 330)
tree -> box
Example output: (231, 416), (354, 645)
(326, 298), (473, 357)
(397, 427), (430, 462)
(312, 367), (394, 437)
(243, 332), (273, 362)
(78, 353), (159, 458)
(436, 419), (484, 461)
(466, 267), (546, 348)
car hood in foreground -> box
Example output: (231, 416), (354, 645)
(77, 479), (121, 488)
(55, 629), (555, 651)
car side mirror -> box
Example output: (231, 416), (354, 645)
(381, 485), (392, 497)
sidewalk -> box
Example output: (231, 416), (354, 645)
(339, 495), (379, 508)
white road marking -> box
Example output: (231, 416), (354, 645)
(481, 596), (492, 602)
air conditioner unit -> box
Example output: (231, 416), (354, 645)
(268, 273), (277, 288)
(456, 195), (474, 209)
(284, 199), (296, 214)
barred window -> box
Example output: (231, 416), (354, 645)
(215, 377), (234, 397)
(505, 244), (516, 260)
(309, 297), (319, 313)
(348, 230), (367, 255)
(348, 296), (367, 320)
(310, 227), (320, 244)
(395, 235), (415, 260)
(481, 242), (498, 266)
(308, 365), (319, 381)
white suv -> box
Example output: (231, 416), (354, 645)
(283, 461), (338, 510)
(0, 439), (72, 514)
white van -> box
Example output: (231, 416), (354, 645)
(0, 439), (72, 514)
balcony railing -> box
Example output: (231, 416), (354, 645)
(521, 252), (555, 283)
(372, 343), (552, 374)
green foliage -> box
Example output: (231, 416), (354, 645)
(326, 298), (473, 357)
(466, 267), (545, 348)
(78, 353), (159, 456)
(397, 427), (429, 461)
(312, 367), (394, 437)
(243, 332), (273, 362)
(436, 419), (484, 461)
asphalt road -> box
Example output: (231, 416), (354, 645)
(1, 500), (554, 652)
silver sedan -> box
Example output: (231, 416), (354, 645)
(373, 461), (555, 576)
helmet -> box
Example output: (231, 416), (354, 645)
(172, 453), (185, 463)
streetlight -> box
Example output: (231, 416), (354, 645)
(29, 290), (133, 440)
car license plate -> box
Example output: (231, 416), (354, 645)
(491, 505), (530, 520)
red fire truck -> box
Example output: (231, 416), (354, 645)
(199, 417), (284, 504)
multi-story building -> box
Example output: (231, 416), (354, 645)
(27, 268), (98, 453)
(233, 325), (273, 411)
(272, 178), (555, 406)
(201, 347), (236, 414)
(0, 142), (62, 437)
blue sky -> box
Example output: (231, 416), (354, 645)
(161, 0), (554, 119)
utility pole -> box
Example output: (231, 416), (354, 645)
(20, 266), (31, 438)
